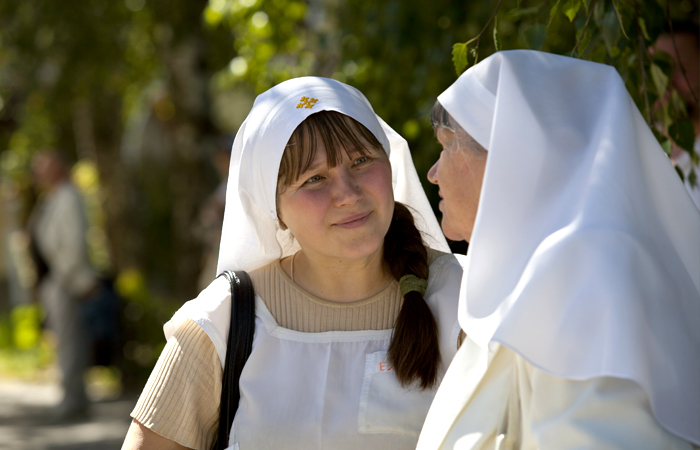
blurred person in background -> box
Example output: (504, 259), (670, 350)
(28, 150), (100, 422)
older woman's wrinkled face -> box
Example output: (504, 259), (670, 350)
(427, 126), (486, 242)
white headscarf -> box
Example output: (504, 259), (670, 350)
(164, 77), (449, 367)
(439, 50), (700, 445)
(217, 76), (449, 274)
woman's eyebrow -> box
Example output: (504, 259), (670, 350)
(300, 160), (326, 175)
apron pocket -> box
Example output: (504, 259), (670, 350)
(358, 350), (435, 437)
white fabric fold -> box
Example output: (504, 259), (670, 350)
(439, 50), (700, 445)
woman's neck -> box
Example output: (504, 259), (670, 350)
(282, 249), (394, 303)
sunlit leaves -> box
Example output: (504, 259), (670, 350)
(448, 0), (698, 185)
(209, 0), (309, 93)
(563, 0), (581, 22)
(452, 42), (469, 75)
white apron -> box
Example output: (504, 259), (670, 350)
(169, 254), (463, 450)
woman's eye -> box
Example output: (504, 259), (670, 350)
(354, 156), (369, 165)
(305, 175), (322, 184)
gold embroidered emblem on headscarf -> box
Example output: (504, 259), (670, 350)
(296, 96), (318, 109)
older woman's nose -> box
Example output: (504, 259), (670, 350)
(427, 160), (439, 185)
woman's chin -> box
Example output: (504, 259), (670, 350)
(441, 221), (468, 243)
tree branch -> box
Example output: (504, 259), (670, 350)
(572, 0), (598, 57)
(465, 0), (504, 62)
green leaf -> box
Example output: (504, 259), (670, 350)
(593, 0), (605, 23)
(508, 6), (539, 16)
(688, 169), (697, 188)
(661, 139), (673, 156)
(650, 63), (669, 98)
(611, 0), (630, 40)
(493, 16), (501, 52)
(602, 8), (620, 55)
(669, 119), (696, 154)
(670, 89), (688, 118)
(575, 25), (592, 55)
(590, 43), (607, 63)
(637, 17), (650, 41)
(563, 0), (581, 22)
(548, 0), (561, 28)
(452, 42), (468, 75)
(526, 24), (547, 50)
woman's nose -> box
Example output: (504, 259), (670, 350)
(332, 169), (362, 206)
(427, 160), (439, 185)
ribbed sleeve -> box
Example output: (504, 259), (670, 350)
(131, 318), (221, 450)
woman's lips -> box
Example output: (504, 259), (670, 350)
(335, 212), (371, 228)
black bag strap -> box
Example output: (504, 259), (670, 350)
(214, 270), (255, 450)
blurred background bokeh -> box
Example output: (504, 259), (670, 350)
(0, 0), (697, 400)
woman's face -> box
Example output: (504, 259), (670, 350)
(278, 139), (394, 263)
(427, 126), (487, 242)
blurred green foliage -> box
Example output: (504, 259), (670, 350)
(0, 0), (696, 387)
(115, 268), (178, 389)
(0, 304), (54, 379)
(450, 0), (698, 183)
(8, 304), (42, 349)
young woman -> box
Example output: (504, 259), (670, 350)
(122, 77), (465, 450)
(417, 50), (700, 449)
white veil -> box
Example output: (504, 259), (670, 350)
(439, 50), (700, 445)
(217, 76), (448, 273)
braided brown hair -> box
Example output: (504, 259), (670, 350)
(383, 202), (440, 389)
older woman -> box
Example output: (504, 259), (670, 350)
(122, 77), (465, 450)
(418, 50), (700, 449)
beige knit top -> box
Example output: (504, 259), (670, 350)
(131, 250), (442, 449)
